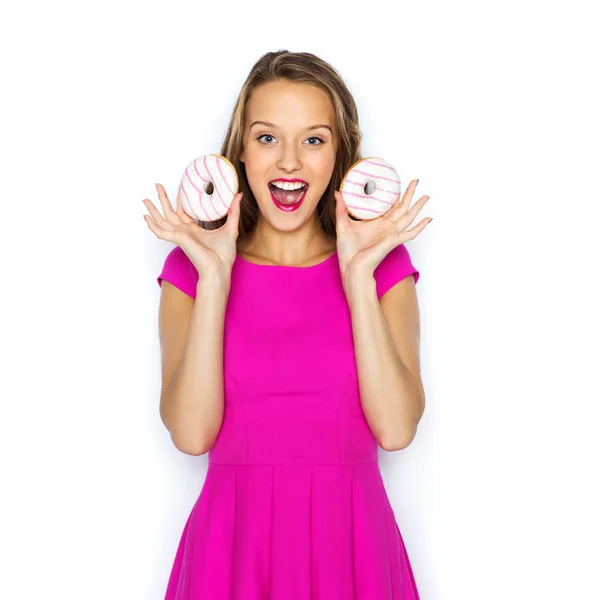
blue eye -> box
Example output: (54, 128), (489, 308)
(256, 134), (325, 146)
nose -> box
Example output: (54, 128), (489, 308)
(276, 143), (302, 173)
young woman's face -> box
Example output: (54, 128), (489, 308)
(240, 80), (338, 228)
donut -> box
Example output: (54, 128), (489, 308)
(339, 157), (401, 220)
(176, 154), (239, 222)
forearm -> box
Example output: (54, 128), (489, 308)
(346, 276), (421, 450)
(161, 276), (229, 455)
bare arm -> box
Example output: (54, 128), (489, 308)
(159, 274), (229, 455)
(346, 274), (423, 451)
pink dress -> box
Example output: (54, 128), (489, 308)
(157, 244), (421, 600)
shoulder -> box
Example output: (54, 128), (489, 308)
(156, 246), (199, 299)
(374, 244), (420, 300)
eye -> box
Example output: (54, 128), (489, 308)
(305, 136), (324, 146)
(256, 134), (325, 146)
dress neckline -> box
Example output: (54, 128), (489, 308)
(235, 249), (337, 270)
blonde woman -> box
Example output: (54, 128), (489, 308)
(144, 49), (431, 599)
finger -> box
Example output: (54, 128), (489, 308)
(383, 189), (404, 220)
(175, 187), (196, 225)
(393, 192), (430, 225)
(143, 198), (173, 231)
(401, 217), (433, 240)
(143, 213), (175, 242)
(390, 179), (419, 219)
(334, 191), (350, 235)
(225, 193), (243, 235)
(405, 195), (430, 222)
(155, 183), (182, 226)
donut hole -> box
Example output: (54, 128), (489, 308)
(203, 181), (214, 195)
(364, 181), (376, 195)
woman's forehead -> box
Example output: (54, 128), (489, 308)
(246, 81), (334, 128)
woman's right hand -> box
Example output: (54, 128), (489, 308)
(143, 183), (243, 282)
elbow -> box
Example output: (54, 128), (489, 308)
(170, 420), (221, 456)
(178, 443), (210, 457)
(162, 413), (214, 456)
(381, 392), (426, 451)
(160, 399), (218, 456)
(171, 432), (212, 456)
(379, 424), (417, 451)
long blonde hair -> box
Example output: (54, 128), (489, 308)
(199, 50), (364, 239)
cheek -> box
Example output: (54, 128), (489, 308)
(317, 145), (336, 166)
(245, 152), (271, 174)
(312, 153), (337, 180)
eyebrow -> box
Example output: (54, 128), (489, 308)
(249, 120), (332, 134)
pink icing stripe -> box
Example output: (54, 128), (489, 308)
(182, 182), (208, 221)
(183, 168), (208, 219)
(345, 203), (385, 215)
(204, 155), (229, 216)
(181, 183), (205, 220)
(192, 159), (210, 182)
(177, 184), (194, 218)
(192, 159), (215, 218)
(341, 189), (395, 206)
(212, 158), (233, 212)
(216, 158), (235, 198)
(343, 179), (400, 195)
(185, 165), (203, 196)
(362, 159), (396, 172)
(201, 156), (220, 218)
(350, 168), (400, 185)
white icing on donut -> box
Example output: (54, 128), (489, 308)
(177, 154), (239, 222)
(340, 157), (401, 220)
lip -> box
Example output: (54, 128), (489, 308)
(268, 180), (308, 212)
(269, 178), (309, 184)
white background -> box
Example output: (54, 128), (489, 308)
(1, 0), (599, 598)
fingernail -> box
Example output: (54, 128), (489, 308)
(416, 179), (419, 185)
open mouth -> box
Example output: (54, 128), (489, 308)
(268, 181), (309, 211)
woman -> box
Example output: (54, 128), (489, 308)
(144, 49), (431, 600)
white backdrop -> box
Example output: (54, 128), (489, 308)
(1, 0), (599, 598)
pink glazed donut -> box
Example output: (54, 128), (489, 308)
(339, 157), (401, 220)
(176, 154), (239, 222)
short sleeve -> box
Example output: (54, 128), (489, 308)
(374, 243), (420, 300)
(157, 245), (199, 299)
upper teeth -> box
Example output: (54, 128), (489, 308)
(271, 181), (306, 190)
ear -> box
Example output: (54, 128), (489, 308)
(239, 148), (245, 163)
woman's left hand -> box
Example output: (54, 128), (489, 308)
(334, 179), (432, 291)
